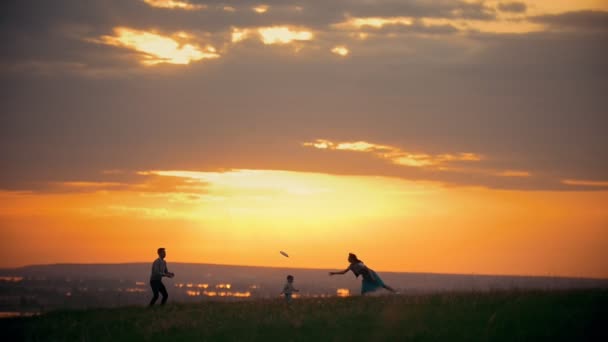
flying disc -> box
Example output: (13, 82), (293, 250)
(280, 251), (289, 257)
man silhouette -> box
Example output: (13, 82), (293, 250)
(149, 247), (174, 306)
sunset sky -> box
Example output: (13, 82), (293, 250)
(1, 0), (607, 278)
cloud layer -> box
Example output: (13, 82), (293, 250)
(1, 0), (607, 191)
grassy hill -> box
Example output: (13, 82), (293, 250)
(4, 290), (607, 341)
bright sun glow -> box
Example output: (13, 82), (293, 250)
(142, 169), (434, 224)
(2, 169), (608, 277)
(99, 27), (219, 65)
(0, 170), (608, 276)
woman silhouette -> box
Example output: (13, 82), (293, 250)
(329, 253), (396, 295)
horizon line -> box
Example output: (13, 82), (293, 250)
(2, 261), (607, 281)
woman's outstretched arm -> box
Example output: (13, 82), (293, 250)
(329, 267), (350, 276)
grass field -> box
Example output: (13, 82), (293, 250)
(3, 290), (607, 341)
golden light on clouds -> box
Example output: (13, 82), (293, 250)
(231, 28), (251, 43)
(421, 17), (545, 34)
(335, 141), (385, 152)
(60, 181), (124, 188)
(99, 27), (219, 65)
(258, 27), (313, 45)
(510, 0), (608, 14)
(306, 139), (332, 149)
(142, 0), (205, 10)
(334, 15), (545, 34)
(252, 4), (269, 13)
(231, 26), (313, 45)
(562, 179), (608, 187)
(339, 17), (414, 29)
(303, 139), (482, 168)
(53, 181), (126, 192)
(331, 46), (350, 56)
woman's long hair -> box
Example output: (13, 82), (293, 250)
(348, 253), (363, 264)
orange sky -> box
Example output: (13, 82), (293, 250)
(1, 169), (607, 278)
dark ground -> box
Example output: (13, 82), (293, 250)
(3, 289), (607, 341)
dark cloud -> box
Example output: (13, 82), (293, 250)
(1, 0), (497, 37)
(0, 1), (500, 72)
(497, 2), (526, 13)
(1, 1), (607, 192)
(321, 0), (496, 20)
(531, 10), (608, 31)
